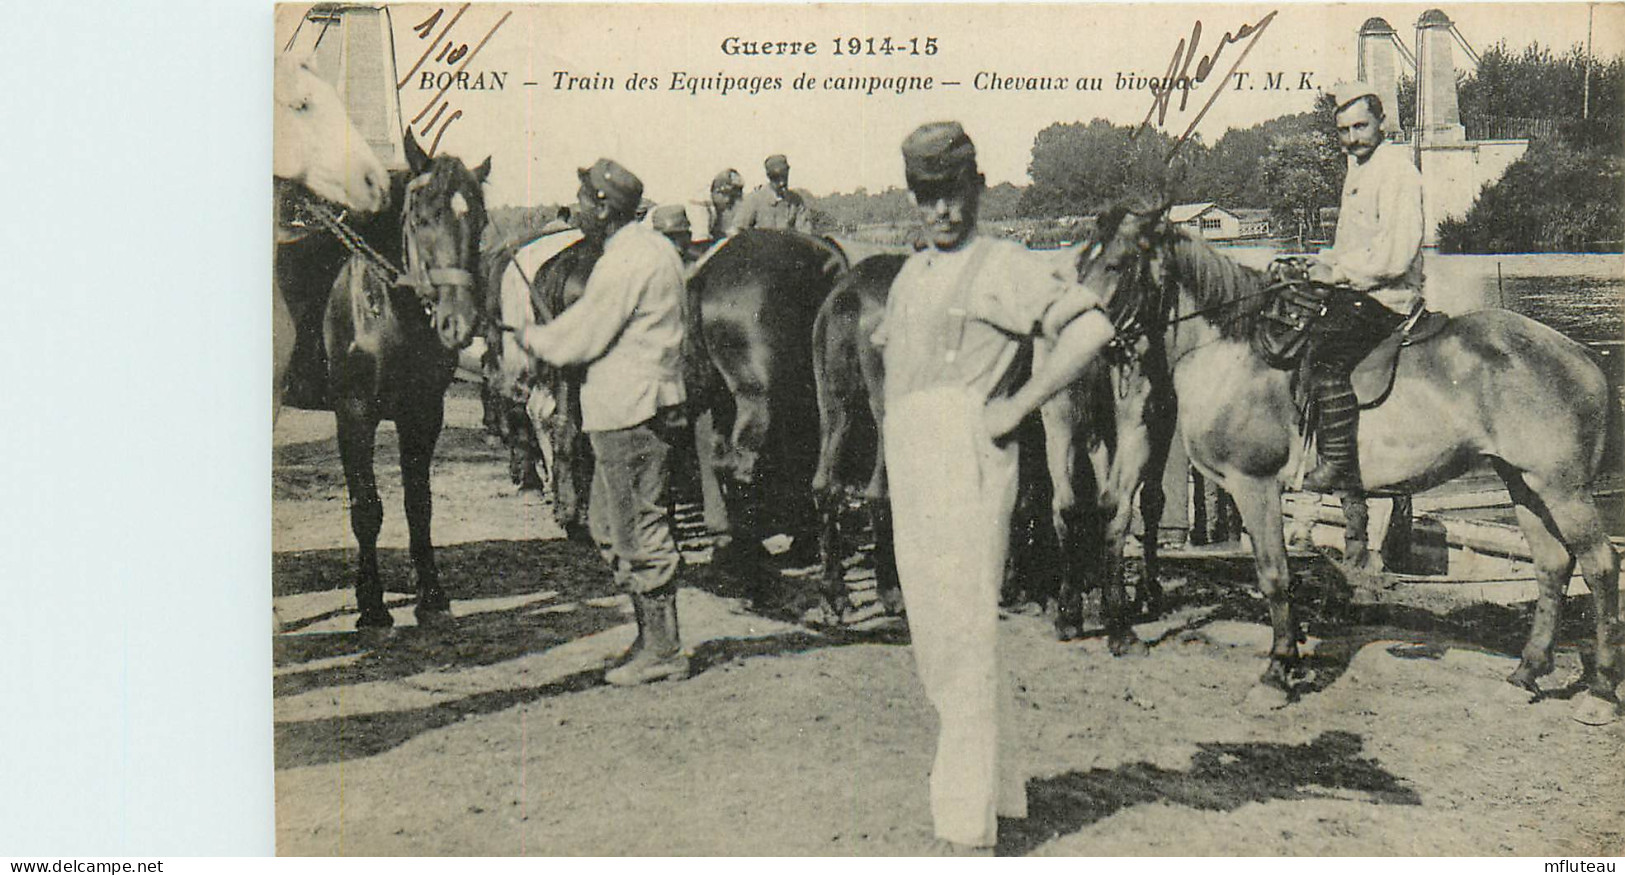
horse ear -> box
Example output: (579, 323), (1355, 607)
(473, 156), (492, 183)
(403, 130), (430, 174)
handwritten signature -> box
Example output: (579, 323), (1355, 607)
(1136, 10), (1278, 164)
(398, 4), (512, 157)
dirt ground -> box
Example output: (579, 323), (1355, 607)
(273, 385), (1624, 856)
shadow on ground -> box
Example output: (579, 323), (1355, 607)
(1136, 554), (1600, 699)
(274, 536), (910, 770)
(997, 730), (1420, 856)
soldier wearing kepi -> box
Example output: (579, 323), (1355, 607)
(694, 168), (745, 244)
(728, 154), (814, 233)
(649, 203), (698, 263)
(1301, 80), (1426, 492)
(879, 122), (1117, 852)
(514, 159), (691, 685)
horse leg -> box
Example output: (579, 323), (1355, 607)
(1102, 498), (1147, 656)
(866, 425), (903, 617)
(551, 380), (594, 544)
(714, 391), (773, 577)
(811, 402), (853, 622)
(1231, 475), (1299, 711)
(335, 399), (390, 629)
(398, 397), (451, 624)
(1007, 421), (1060, 611)
(1498, 465), (1622, 723)
(870, 497), (904, 617)
(1494, 462), (1574, 694)
(273, 285), (295, 424)
(693, 409), (732, 538)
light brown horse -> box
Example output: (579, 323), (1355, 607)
(1079, 205), (1621, 724)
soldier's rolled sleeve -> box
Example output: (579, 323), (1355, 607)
(973, 246), (1102, 337)
(1038, 288), (1105, 338)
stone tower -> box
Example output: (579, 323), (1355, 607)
(1415, 9), (1467, 143)
(1357, 17), (1403, 135)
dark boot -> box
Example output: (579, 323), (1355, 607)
(613, 592), (649, 668)
(606, 586), (690, 686)
(1303, 374), (1363, 493)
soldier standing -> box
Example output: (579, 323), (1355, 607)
(515, 159), (691, 685)
(729, 154), (814, 233)
(879, 122), (1117, 851)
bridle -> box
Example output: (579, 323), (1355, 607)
(1078, 219), (1284, 376)
(398, 172), (480, 317)
(290, 170), (481, 321)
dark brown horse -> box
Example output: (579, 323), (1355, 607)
(809, 247), (1162, 644)
(685, 230), (851, 578)
(273, 52), (388, 421)
(324, 133), (491, 630)
(1081, 205), (1622, 723)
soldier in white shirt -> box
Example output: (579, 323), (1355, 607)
(515, 158), (691, 685)
(1301, 81), (1425, 491)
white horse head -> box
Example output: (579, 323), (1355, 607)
(274, 52), (388, 214)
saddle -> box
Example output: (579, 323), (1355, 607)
(1348, 307), (1449, 408)
(1253, 261), (1450, 411)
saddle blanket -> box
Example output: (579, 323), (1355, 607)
(502, 229), (585, 334)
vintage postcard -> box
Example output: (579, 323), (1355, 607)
(273, 2), (1624, 856)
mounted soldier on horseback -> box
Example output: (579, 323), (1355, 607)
(1284, 80), (1426, 494)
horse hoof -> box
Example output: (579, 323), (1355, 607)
(1241, 682), (1292, 714)
(356, 609), (394, 630)
(356, 624), (394, 647)
(415, 605), (454, 628)
(793, 591), (846, 628)
(1506, 666), (1545, 695)
(1572, 693), (1619, 726)
(1053, 621), (1083, 642)
(1109, 634), (1150, 657)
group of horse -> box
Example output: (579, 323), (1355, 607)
(274, 52), (1622, 725)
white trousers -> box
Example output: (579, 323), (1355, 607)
(885, 385), (1028, 847)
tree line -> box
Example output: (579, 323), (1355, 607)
(811, 41), (1623, 253)
(480, 41), (1621, 255)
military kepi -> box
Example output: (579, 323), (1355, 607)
(650, 204), (690, 234)
(764, 154), (790, 176)
(578, 158), (644, 214)
(902, 121), (977, 187)
(1330, 80), (1381, 114)
(711, 168), (744, 192)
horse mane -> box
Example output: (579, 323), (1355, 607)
(1162, 225), (1270, 341)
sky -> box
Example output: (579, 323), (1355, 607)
(277, 2), (1625, 208)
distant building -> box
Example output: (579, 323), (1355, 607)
(1233, 209), (1273, 239)
(1169, 203), (1268, 241)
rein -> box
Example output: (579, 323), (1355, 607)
(295, 178), (477, 319)
(1104, 243), (1282, 373)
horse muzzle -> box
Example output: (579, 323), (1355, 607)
(407, 266), (477, 351)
